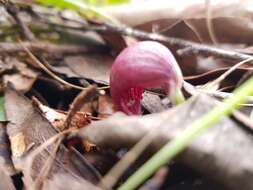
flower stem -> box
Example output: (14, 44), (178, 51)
(118, 75), (253, 190)
(175, 88), (185, 105)
(170, 87), (185, 105)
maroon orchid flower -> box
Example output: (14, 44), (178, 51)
(110, 41), (184, 115)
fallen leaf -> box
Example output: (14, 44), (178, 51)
(0, 166), (16, 190)
(33, 97), (93, 131)
(4, 85), (98, 185)
(43, 173), (101, 190)
(64, 54), (113, 83)
(0, 123), (16, 175)
(5, 84), (58, 170)
(93, 21), (127, 53)
(3, 58), (38, 93)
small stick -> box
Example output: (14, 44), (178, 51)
(10, 2), (253, 62)
(100, 23), (253, 61)
(202, 57), (253, 90)
(64, 85), (97, 129)
(0, 42), (103, 56)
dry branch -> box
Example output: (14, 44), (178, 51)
(47, 16), (253, 61)
(64, 85), (97, 129)
(18, 3), (253, 61)
(0, 42), (106, 56)
(99, 23), (252, 61)
(40, 14), (253, 61)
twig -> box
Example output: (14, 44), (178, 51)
(232, 110), (253, 131)
(202, 57), (253, 90)
(24, 7), (253, 61)
(183, 20), (204, 43)
(207, 91), (253, 103)
(23, 129), (75, 190)
(54, 19), (253, 61)
(5, 1), (252, 64)
(0, 41), (105, 56)
(183, 81), (253, 104)
(108, 23), (252, 60)
(33, 137), (62, 190)
(64, 85), (97, 129)
(60, 18), (253, 61)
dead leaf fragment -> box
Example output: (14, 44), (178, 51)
(3, 58), (38, 93)
(43, 173), (101, 190)
(0, 167), (15, 190)
(64, 55), (113, 83)
(5, 85), (57, 170)
(34, 98), (92, 131)
(4, 85), (103, 189)
(0, 123), (16, 175)
(10, 132), (25, 158)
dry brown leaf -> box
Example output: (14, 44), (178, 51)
(97, 29), (127, 53)
(43, 173), (101, 190)
(3, 58), (38, 93)
(3, 74), (35, 93)
(4, 85), (100, 188)
(5, 84), (58, 171)
(0, 123), (16, 175)
(0, 166), (16, 190)
(34, 98), (94, 131)
(64, 54), (113, 83)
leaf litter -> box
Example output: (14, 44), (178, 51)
(0, 1), (253, 190)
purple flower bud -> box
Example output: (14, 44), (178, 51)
(110, 41), (183, 115)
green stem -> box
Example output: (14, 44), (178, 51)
(118, 75), (253, 190)
(170, 87), (185, 105)
(174, 88), (185, 105)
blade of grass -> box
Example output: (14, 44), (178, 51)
(0, 96), (6, 122)
(118, 73), (253, 190)
(85, 0), (130, 6)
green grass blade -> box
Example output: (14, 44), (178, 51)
(0, 96), (6, 122)
(85, 0), (130, 6)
